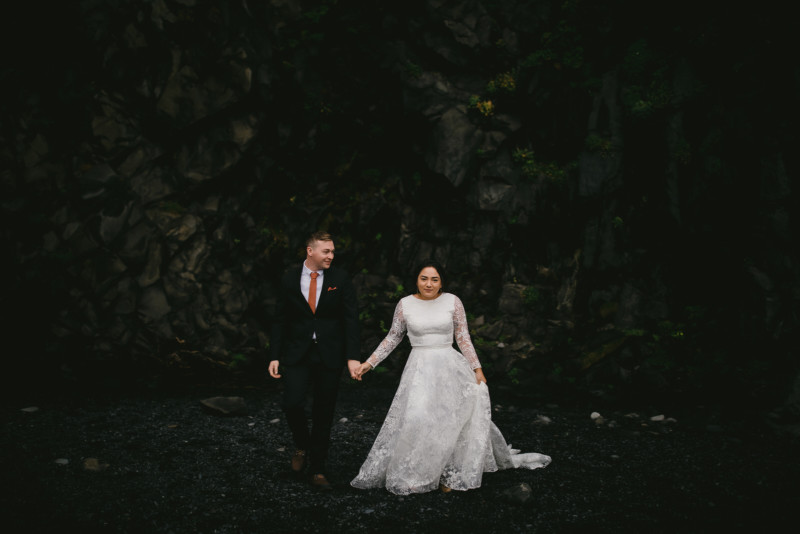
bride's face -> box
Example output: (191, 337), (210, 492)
(416, 267), (442, 299)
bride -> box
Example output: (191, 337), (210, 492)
(351, 261), (551, 495)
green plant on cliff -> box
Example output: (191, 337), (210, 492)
(620, 39), (672, 118)
(585, 133), (613, 156)
(486, 72), (516, 94)
(389, 284), (404, 300)
(512, 148), (566, 182)
(521, 19), (584, 71)
(404, 61), (423, 79)
(523, 287), (541, 308)
(468, 95), (494, 117)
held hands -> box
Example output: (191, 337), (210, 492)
(271, 359), (367, 380)
(347, 359), (362, 380)
(475, 368), (487, 385)
(353, 361), (373, 380)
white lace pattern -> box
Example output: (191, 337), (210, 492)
(352, 293), (551, 495)
(367, 294), (480, 369)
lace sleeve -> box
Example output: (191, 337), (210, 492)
(453, 295), (481, 370)
(366, 300), (407, 368)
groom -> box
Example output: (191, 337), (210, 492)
(268, 231), (361, 490)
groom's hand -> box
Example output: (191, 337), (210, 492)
(354, 361), (373, 380)
(268, 360), (281, 379)
(347, 359), (361, 380)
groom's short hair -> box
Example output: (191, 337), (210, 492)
(307, 231), (334, 248)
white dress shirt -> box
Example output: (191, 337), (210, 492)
(301, 261), (324, 306)
(301, 261), (324, 338)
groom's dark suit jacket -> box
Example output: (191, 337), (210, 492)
(270, 265), (360, 369)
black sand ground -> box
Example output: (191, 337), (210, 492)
(2, 379), (796, 533)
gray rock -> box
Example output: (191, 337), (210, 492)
(91, 94), (139, 154)
(166, 214), (200, 242)
(130, 167), (174, 204)
(99, 201), (134, 243)
(476, 320), (503, 340)
(425, 106), (482, 188)
(498, 284), (526, 315)
(176, 134), (245, 182)
(502, 482), (533, 504)
(477, 181), (514, 211)
(157, 57), (251, 127)
(200, 396), (247, 415)
(117, 143), (164, 178)
(137, 241), (163, 287)
(138, 286), (171, 321)
(83, 457), (110, 471)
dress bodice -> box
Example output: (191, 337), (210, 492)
(404, 293), (457, 348)
(366, 293), (481, 369)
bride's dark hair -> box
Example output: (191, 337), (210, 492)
(410, 259), (446, 295)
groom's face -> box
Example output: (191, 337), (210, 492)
(306, 240), (335, 271)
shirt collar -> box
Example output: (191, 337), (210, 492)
(302, 261), (324, 277)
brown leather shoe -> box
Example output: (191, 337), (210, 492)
(310, 473), (333, 491)
(291, 450), (307, 472)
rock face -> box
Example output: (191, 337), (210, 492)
(2, 2), (797, 407)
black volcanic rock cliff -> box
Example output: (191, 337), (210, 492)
(2, 1), (798, 414)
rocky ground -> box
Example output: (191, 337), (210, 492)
(2, 377), (797, 533)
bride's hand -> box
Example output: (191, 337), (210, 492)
(355, 362), (373, 380)
(475, 368), (487, 385)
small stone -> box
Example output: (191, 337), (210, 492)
(624, 413), (640, 419)
(502, 482), (533, 504)
(608, 420), (618, 428)
(496, 342), (506, 348)
(270, 418), (280, 424)
(248, 422), (255, 427)
(665, 417), (678, 424)
(277, 447), (285, 452)
(21, 406), (39, 413)
(338, 417), (348, 423)
(650, 414), (665, 422)
(534, 415), (552, 425)
(83, 457), (109, 471)
(590, 412), (602, 420)
(55, 458), (69, 465)
(364, 509), (374, 514)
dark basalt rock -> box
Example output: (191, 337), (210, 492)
(2, 0), (798, 415)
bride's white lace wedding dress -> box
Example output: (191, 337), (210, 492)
(351, 293), (551, 495)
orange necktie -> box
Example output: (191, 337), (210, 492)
(308, 272), (318, 314)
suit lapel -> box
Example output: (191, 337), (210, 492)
(291, 265), (314, 315)
(316, 269), (334, 311)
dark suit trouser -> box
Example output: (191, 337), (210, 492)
(281, 343), (342, 474)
